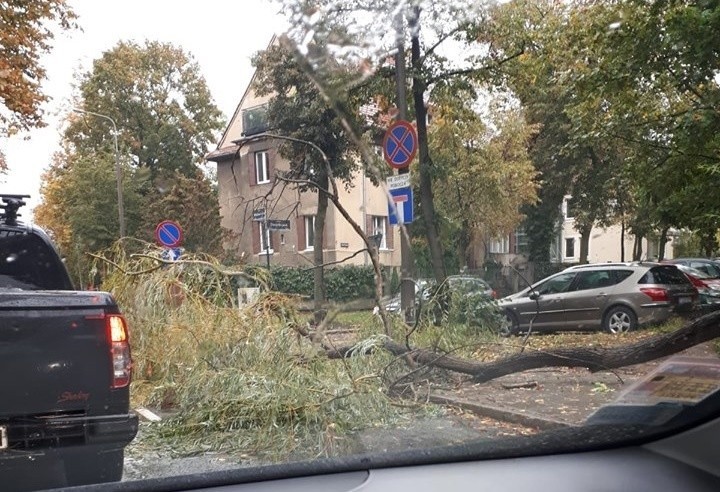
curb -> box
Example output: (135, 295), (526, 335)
(429, 394), (573, 431)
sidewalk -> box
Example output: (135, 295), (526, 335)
(430, 342), (719, 429)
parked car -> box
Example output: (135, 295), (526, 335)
(383, 278), (434, 314)
(498, 263), (697, 336)
(383, 275), (496, 314)
(663, 258), (720, 278)
(673, 264), (720, 305)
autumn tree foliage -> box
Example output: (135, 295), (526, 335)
(65, 40), (224, 185)
(429, 93), (538, 269)
(37, 41), (225, 282)
(0, 0), (77, 136)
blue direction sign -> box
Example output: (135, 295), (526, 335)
(383, 120), (417, 169)
(155, 220), (183, 248)
(161, 247), (183, 262)
(388, 187), (414, 225)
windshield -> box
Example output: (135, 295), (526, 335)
(2, 0), (720, 489)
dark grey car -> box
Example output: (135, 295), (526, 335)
(498, 263), (697, 335)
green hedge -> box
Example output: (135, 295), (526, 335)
(270, 265), (382, 302)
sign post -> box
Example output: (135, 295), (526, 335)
(383, 119), (418, 323)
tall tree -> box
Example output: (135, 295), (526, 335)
(0, 0), (77, 135)
(565, 0), (720, 253)
(34, 148), (145, 285)
(487, 0), (635, 263)
(429, 91), (538, 268)
(138, 170), (223, 256)
(65, 40), (224, 184)
(276, 0), (527, 282)
(252, 43), (359, 320)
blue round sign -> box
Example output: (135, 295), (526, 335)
(155, 220), (183, 248)
(383, 120), (417, 169)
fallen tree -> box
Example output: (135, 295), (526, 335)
(313, 310), (720, 383)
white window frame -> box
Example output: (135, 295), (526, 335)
(514, 228), (528, 254)
(565, 237), (576, 259)
(489, 236), (509, 254)
(259, 222), (273, 255)
(563, 195), (574, 220)
(372, 216), (387, 250)
(304, 215), (315, 251)
(255, 150), (270, 184)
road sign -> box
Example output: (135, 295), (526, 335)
(155, 220), (183, 248)
(252, 208), (266, 222)
(162, 247), (183, 262)
(267, 219), (291, 231)
(386, 173), (411, 190)
(388, 187), (413, 225)
(383, 120), (417, 169)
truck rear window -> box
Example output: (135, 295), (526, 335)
(0, 231), (71, 290)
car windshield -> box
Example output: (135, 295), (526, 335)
(2, 0), (720, 490)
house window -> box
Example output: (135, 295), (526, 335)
(259, 222), (273, 254)
(304, 215), (315, 250)
(514, 228), (529, 255)
(565, 238), (575, 258)
(489, 236), (509, 254)
(371, 216), (387, 249)
(564, 196), (578, 220)
(242, 104), (269, 136)
(255, 151), (270, 184)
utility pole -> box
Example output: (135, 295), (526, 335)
(264, 199), (271, 269)
(73, 108), (126, 238)
(395, 9), (417, 324)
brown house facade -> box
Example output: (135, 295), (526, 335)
(206, 45), (401, 269)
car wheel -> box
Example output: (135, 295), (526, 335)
(499, 311), (519, 337)
(603, 305), (637, 334)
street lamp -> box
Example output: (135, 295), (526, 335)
(72, 108), (126, 238)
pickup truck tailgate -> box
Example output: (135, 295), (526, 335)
(0, 290), (125, 417)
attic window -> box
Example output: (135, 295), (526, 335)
(242, 104), (269, 136)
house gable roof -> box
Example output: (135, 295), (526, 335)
(206, 34), (278, 162)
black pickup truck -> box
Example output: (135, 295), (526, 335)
(0, 195), (138, 490)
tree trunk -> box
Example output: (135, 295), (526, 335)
(620, 220), (625, 262)
(633, 234), (644, 261)
(313, 171), (328, 324)
(411, 8), (446, 284)
(658, 225), (670, 261)
(457, 220), (471, 271)
(578, 223), (592, 264)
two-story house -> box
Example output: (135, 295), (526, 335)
(206, 52), (401, 269)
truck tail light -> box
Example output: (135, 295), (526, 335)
(107, 315), (132, 389)
(640, 287), (669, 302)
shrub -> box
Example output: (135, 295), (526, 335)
(270, 265), (379, 301)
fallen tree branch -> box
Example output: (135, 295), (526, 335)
(322, 310), (720, 384)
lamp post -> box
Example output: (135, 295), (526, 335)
(73, 108), (126, 238)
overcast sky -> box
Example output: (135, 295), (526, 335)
(0, 0), (285, 217)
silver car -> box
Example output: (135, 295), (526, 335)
(498, 263), (698, 335)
